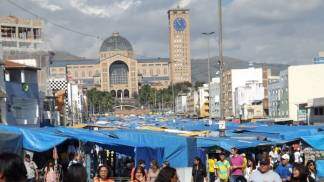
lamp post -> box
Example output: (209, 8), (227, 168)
(217, 0), (225, 120)
(202, 32), (215, 123)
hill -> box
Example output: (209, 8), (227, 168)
(191, 56), (289, 83)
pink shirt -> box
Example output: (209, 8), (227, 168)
(230, 155), (243, 176)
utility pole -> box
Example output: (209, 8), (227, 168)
(218, 0), (224, 119)
(217, 0), (226, 137)
(202, 32), (215, 123)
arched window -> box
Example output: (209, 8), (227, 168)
(109, 61), (128, 85)
(124, 89), (129, 98)
(117, 90), (123, 98)
(111, 90), (116, 97)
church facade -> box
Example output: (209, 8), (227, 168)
(50, 7), (192, 99)
(50, 32), (171, 98)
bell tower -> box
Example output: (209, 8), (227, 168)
(168, 6), (191, 84)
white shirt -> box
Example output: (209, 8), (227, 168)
(250, 169), (282, 182)
(269, 151), (279, 165)
(24, 160), (38, 179)
(294, 151), (303, 163)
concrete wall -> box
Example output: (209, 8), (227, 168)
(288, 64), (324, 121)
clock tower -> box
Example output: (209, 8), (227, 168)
(168, 8), (191, 84)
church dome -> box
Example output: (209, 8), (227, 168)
(100, 32), (133, 52)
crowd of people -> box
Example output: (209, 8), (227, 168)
(0, 152), (179, 182)
(0, 144), (320, 182)
(199, 146), (319, 182)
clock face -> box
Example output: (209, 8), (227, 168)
(22, 83), (29, 92)
(173, 17), (186, 32)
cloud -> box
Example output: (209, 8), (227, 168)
(1, 0), (324, 65)
(70, 0), (141, 18)
(30, 0), (62, 11)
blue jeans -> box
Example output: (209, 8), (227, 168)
(230, 175), (244, 182)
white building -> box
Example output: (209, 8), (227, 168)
(198, 84), (209, 118)
(234, 80), (264, 117)
(209, 77), (220, 119)
(269, 64), (324, 121)
(67, 83), (86, 124)
(222, 67), (264, 117)
(175, 94), (187, 115)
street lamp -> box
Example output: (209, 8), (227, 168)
(202, 32), (215, 123)
(218, 0), (225, 119)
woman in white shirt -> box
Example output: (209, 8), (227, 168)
(245, 158), (256, 182)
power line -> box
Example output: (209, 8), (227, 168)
(5, 0), (102, 40)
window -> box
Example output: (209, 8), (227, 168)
(164, 68), (167, 75)
(9, 70), (21, 82)
(109, 61), (128, 85)
(88, 71), (92, 77)
(314, 107), (324, 115)
(150, 69), (153, 76)
(157, 69), (160, 75)
(143, 69), (146, 75)
(82, 71), (85, 77)
(74, 71), (78, 77)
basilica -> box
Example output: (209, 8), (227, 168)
(50, 8), (192, 99)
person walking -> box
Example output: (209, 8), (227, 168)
(147, 160), (160, 182)
(291, 164), (308, 182)
(229, 147), (244, 182)
(306, 160), (317, 182)
(250, 157), (281, 182)
(269, 146), (280, 168)
(207, 154), (217, 182)
(192, 157), (207, 182)
(244, 158), (256, 182)
(24, 154), (39, 182)
(155, 166), (179, 182)
(131, 160), (147, 181)
(132, 166), (146, 182)
(215, 152), (230, 182)
(275, 154), (292, 182)
(93, 164), (114, 182)
(44, 159), (58, 182)
(64, 163), (87, 182)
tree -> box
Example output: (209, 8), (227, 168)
(194, 81), (205, 90)
(86, 88), (114, 114)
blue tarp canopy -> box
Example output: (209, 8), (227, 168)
(316, 160), (324, 178)
(236, 125), (320, 140)
(40, 127), (164, 160)
(0, 125), (68, 152)
(0, 131), (23, 154)
(197, 137), (272, 151)
(301, 135), (324, 150)
(109, 129), (197, 168)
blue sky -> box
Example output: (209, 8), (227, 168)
(1, 0), (324, 64)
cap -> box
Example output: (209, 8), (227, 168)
(259, 158), (270, 165)
(282, 154), (290, 160)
